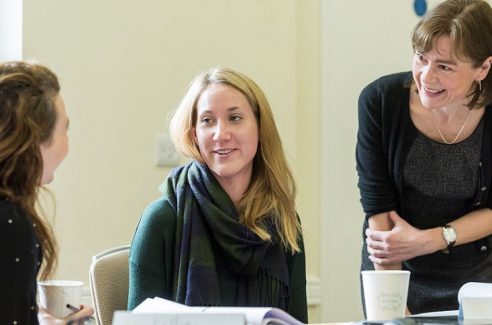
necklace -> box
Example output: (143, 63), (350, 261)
(432, 109), (472, 145)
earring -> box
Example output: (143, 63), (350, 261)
(478, 80), (482, 92)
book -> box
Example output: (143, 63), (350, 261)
(118, 296), (305, 325)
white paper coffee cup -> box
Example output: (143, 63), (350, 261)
(38, 280), (84, 318)
(362, 270), (410, 321)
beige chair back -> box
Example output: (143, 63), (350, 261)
(89, 245), (130, 325)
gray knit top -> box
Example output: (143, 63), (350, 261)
(402, 119), (492, 313)
(403, 119), (483, 228)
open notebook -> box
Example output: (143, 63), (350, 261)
(112, 297), (304, 325)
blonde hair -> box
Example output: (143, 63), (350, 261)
(170, 67), (301, 253)
(0, 61), (59, 279)
(412, 0), (492, 108)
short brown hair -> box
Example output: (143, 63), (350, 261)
(412, 0), (492, 108)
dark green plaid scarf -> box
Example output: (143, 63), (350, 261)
(161, 160), (290, 308)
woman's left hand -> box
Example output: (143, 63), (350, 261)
(38, 304), (94, 325)
(366, 211), (436, 265)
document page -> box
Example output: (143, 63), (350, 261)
(132, 297), (305, 325)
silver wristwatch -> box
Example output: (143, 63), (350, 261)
(442, 224), (457, 250)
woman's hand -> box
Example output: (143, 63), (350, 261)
(38, 304), (94, 325)
(366, 211), (439, 265)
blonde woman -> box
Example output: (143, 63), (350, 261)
(128, 67), (307, 322)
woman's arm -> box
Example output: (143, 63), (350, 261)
(128, 198), (176, 309)
(367, 211), (415, 316)
(366, 208), (492, 265)
(449, 208), (492, 246)
(367, 211), (402, 270)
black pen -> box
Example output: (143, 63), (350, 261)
(66, 304), (80, 313)
(66, 304), (95, 323)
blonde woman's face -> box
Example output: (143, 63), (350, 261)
(193, 83), (259, 189)
(40, 95), (69, 184)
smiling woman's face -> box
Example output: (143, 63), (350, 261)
(193, 83), (259, 189)
(412, 35), (487, 110)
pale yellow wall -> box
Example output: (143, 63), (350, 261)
(297, 1), (321, 321)
(23, 0), (321, 321)
(320, 0), (444, 322)
(297, 0), (321, 277)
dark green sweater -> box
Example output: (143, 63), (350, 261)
(128, 196), (308, 323)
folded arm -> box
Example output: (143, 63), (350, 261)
(366, 208), (492, 265)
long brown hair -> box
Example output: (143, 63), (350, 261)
(412, 0), (492, 108)
(0, 61), (59, 279)
(170, 67), (301, 253)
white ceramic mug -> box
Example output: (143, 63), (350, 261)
(362, 270), (410, 321)
(38, 280), (84, 318)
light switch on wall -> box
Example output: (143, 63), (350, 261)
(155, 133), (180, 167)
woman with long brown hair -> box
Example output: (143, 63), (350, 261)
(0, 61), (93, 324)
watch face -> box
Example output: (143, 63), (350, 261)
(443, 226), (457, 242)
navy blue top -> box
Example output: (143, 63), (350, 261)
(0, 198), (42, 324)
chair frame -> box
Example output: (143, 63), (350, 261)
(89, 245), (130, 325)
